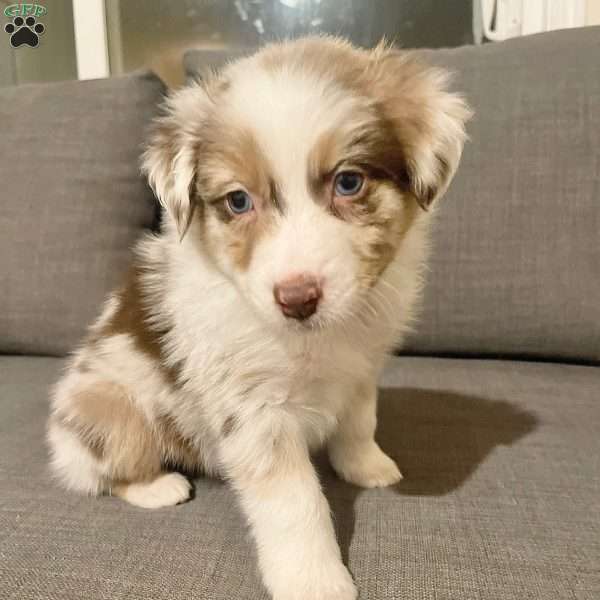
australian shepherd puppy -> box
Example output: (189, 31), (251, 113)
(48, 37), (470, 600)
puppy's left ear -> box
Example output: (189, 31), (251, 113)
(142, 85), (210, 239)
(369, 46), (473, 210)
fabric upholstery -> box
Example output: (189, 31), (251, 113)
(0, 71), (165, 356)
(184, 27), (600, 364)
(1, 355), (598, 599)
(407, 26), (600, 363)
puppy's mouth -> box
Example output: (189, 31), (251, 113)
(277, 300), (352, 334)
(274, 300), (333, 333)
(278, 307), (321, 331)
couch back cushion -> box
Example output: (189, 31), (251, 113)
(0, 71), (165, 356)
(185, 28), (600, 363)
(407, 27), (600, 363)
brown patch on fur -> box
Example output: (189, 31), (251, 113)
(349, 182), (422, 287)
(192, 123), (279, 271)
(210, 196), (235, 224)
(60, 380), (203, 483)
(103, 268), (162, 359)
(308, 121), (422, 287)
(101, 267), (186, 388)
(365, 50), (470, 208)
(227, 217), (274, 271)
(308, 124), (407, 204)
(62, 381), (161, 481)
(195, 124), (272, 207)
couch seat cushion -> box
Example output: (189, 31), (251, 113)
(1, 356), (598, 599)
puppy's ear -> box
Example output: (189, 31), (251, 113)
(142, 85), (210, 238)
(369, 46), (472, 210)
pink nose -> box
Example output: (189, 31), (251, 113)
(273, 274), (322, 320)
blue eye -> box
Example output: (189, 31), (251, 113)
(334, 171), (364, 196)
(226, 190), (253, 214)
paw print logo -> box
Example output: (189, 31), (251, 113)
(4, 16), (45, 48)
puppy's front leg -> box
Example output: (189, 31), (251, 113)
(328, 381), (402, 488)
(219, 408), (356, 600)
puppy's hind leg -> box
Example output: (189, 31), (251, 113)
(48, 379), (191, 509)
(111, 473), (191, 509)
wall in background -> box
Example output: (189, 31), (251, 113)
(1, 0), (598, 87)
(587, 0), (600, 25)
(105, 0), (474, 87)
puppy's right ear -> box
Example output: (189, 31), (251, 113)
(142, 85), (209, 239)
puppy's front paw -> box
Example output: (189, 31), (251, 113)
(271, 561), (357, 600)
(330, 442), (403, 488)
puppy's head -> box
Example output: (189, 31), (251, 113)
(143, 37), (471, 330)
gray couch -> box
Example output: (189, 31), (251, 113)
(1, 28), (599, 600)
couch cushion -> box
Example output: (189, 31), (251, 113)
(184, 28), (600, 364)
(2, 355), (598, 599)
(0, 71), (165, 356)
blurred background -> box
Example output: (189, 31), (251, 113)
(1, 0), (599, 86)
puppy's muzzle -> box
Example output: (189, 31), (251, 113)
(274, 274), (322, 321)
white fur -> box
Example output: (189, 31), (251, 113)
(113, 473), (192, 509)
